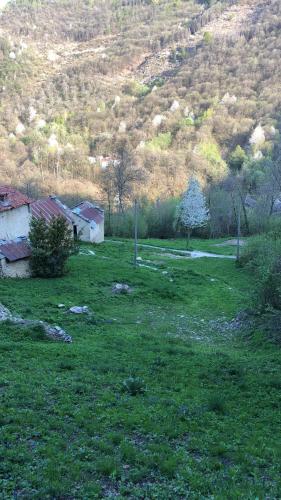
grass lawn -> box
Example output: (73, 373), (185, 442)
(0, 241), (280, 498)
(106, 236), (247, 256)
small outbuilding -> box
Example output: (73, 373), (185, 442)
(31, 195), (76, 236)
(0, 238), (31, 278)
(72, 201), (104, 243)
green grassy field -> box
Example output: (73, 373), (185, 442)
(0, 240), (280, 499)
(107, 236), (246, 256)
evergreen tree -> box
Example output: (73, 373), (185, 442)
(29, 216), (77, 278)
(176, 178), (209, 247)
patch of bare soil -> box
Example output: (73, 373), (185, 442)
(215, 239), (246, 247)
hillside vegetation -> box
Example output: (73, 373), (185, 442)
(0, 0), (280, 202)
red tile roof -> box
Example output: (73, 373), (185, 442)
(0, 239), (31, 262)
(72, 201), (104, 224)
(0, 186), (32, 213)
(31, 196), (74, 225)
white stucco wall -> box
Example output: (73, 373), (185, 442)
(72, 213), (91, 241)
(0, 205), (31, 240)
(72, 213), (104, 243)
(0, 257), (31, 278)
(90, 222), (104, 244)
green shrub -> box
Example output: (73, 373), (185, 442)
(122, 376), (146, 396)
(241, 234), (281, 310)
(95, 456), (120, 477)
(207, 394), (226, 414)
(146, 132), (172, 151)
(203, 31), (213, 44)
(123, 80), (150, 98)
(29, 216), (78, 278)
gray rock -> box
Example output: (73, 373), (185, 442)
(0, 304), (12, 321)
(0, 303), (72, 343)
(44, 324), (72, 343)
(69, 306), (89, 314)
(112, 283), (132, 294)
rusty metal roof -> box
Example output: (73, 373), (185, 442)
(0, 239), (31, 262)
(0, 186), (32, 213)
(31, 196), (74, 225)
(72, 201), (104, 224)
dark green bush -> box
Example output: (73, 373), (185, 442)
(241, 234), (281, 310)
(29, 216), (78, 278)
(122, 376), (146, 396)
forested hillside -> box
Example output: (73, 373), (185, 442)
(0, 0), (280, 204)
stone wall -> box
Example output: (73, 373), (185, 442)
(0, 257), (31, 278)
(0, 205), (31, 240)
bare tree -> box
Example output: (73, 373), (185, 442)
(113, 142), (145, 212)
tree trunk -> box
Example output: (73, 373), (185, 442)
(239, 191), (249, 234)
(107, 197), (112, 236)
(187, 228), (192, 249)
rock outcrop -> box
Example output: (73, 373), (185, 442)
(0, 303), (72, 343)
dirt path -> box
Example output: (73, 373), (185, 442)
(107, 240), (235, 260)
(137, 243), (235, 259)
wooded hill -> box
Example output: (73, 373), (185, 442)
(0, 0), (280, 203)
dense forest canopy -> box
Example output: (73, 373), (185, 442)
(0, 0), (280, 206)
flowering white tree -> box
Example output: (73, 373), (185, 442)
(177, 177), (209, 246)
(249, 124), (265, 150)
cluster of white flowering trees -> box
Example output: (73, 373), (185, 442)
(177, 177), (209, 246)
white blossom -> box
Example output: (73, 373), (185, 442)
(36, 118), (46, 129)
(152, 114), (165, 127)
(48, 133), (59, 150)
(177, 178), (209, 235)
(249, 124), (265, 148)
(119, 121), (126, 133)
(47, 50), (59, 62)
(253, 150), (263, 160)
(170, 100), (180, 112)
(28, 106), (37, 122)
(112, 95), (121, 109)
(221, 93), (237, 105)
(15, 122), (25, 135)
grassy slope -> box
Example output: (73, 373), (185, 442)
(0, 241), (280, 498)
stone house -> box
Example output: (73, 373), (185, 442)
(72, 201), (104, 243)
(31, 195), (76, 236)
(0, 186), (32, 278)
(0, 186), (32, 240)
(0, 237), (31, 278)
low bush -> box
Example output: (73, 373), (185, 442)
(122, 376), (146, 396)
(207, 394), (226, 415)
(241, 233), (281, 310)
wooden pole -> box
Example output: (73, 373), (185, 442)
(134, 199), (138, 267)
(237, 200), (241, 262)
